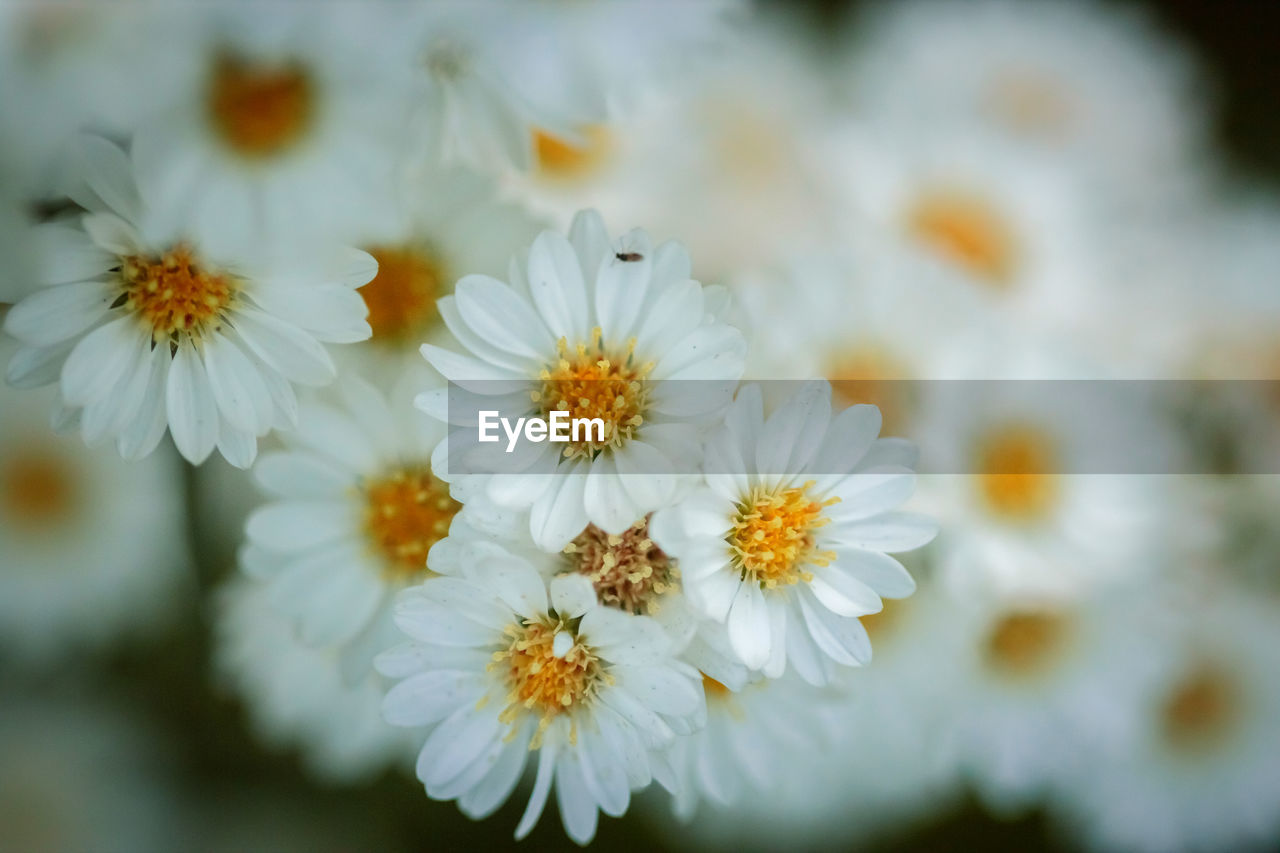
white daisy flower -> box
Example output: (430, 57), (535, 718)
(372, 0), (738, 173)
(651, 381), (936, 684)
(347, 164), (544, 351)
(2, 136), (375, 468)
(741, 578), (967, 846)
(376, 555), (704, 844)
(0, 336), (190, 666)
(940, 587), (1169, 816)
(1052, 588), (1280, 853)
(0, 696), (178, 852)
(242, 364), (459, 678)
(821, 128), (1108, 342)
(0, 1), (156, 193)
(660, 669), (840, 825)
(841, 0), (1209, 208)
(418, 208), (747, 552)
(129, 3), (402, 253)
(915, 339), (1178, 599)
(214, 574), (417, 783)
(731, 249), (987, 435)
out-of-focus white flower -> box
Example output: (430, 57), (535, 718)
(822, 128), (1108, 343)
(670, 578), (966, 849)
(418, 209), (746, 551)
(1053, 588), (1280, 853)
(129, 4), (403, 253)
(521, 21), (838, 281)
(660, 668), (841, 824)
(841, 0), (1208, 208)
(376, 557), (703, 844)
(0, 1), (156, 192)
(2, 136), (375, 468)
(242, 365), (457, 679)
(0, 336), (189, 666)
(652, 382), (935, 684)
(371, 0), (738, 173)
(731, 249), (987, 434)
(346, 165), (544, 352)
(214, 574), (417, 783)
(939, 587), (1169, 816)
(916, 338), (1178, 600)
(0, 696), (179, 852)
(0, 178), (37, 304)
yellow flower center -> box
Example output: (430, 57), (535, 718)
(906, 190), (1018, 287)
(358, 245), (446, 343)
(119, 245), (237, 343)
(1, 449), (77, 528)
(974, 423), (1060, 523)
(983, 610), (1072, 678)
(207, 52), (315, 159)
(491, 619), (606, 748)
(534, 328), (652, 459)
(1161, 663), (1239, 753)
(728, 481), (839, 589)
(827, 344), (913, 435)
(701, 672), (732, 701)
(361, 466), (459, 580)
(564, 516), (677, 615)
(532, 126), (612, 180)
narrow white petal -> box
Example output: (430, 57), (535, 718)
(165, 339), (218, 464)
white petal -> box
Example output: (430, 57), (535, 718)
(4, 282), (115, 347)
(555, 749), (600, 845)
(614, 664), (701, 718)
(203, 332), (274, 434)
(455, 274), (554, 361)
(68, 134), (142, 222)
(34, 222), (116, 285)
(253, 450), (350, 498)
(514, 739), (558, 840)
(59, 314), (142, 406)
(526, 231), (588, 343)
(80, 212), (141, 256)
(232, 307), (336, 387)
(550, 573), (596, 619)
(5, 341), (75, 389)
(727, 582), (770, 669)
(165, 338), (218, 464)
(245, 501), (354, 552)
(827, 512), (939, 553)
(383, 670), (487, 727)
(528, 465), (589, 551)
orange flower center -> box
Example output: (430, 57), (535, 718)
(906, 190), (1018, 287)
(983, 610), (1071, 678)
(358, 245), (446, 343)
(728, 481), (839, 589)
(1161, 663), (1239, 753)
(119, 245), (237, 342)
(564, 516), (677, 615)
(827, 344), (914, 434)
(535, 328), (652, 459)
(532, 126), (612, 180)
(362, 466), (459, 579)
(491, 619), (606, 748)
(1, 449), (77, 527)
(207, 52), (315, 159)
(975, 423), (1059, 522)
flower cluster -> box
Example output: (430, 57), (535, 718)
(2, 2), (1279, 853)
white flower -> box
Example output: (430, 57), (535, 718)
(731, 249), (987, 435)
(727, 580), (966, 847)
(2, 136), (375, 468)
(841, 0), (1209, 208)
(346, 164), (544, 351)
(1051, 588), (1280, 853)
(214, 574), (417, 783)
(660, 668), (840, 824)
(821, 126), (1109, 342)
(0, 336), (190, 666)
(651, 381), (936, 685)
(939, 586), (1169, 816)
(375, 0), (739, 172)
(915, 339), (1178, 600)
(129, 3), (403, 252)
(418, 208), (747, 552)
(377, 554), (703, 844)
(242, 365), (458, 676)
